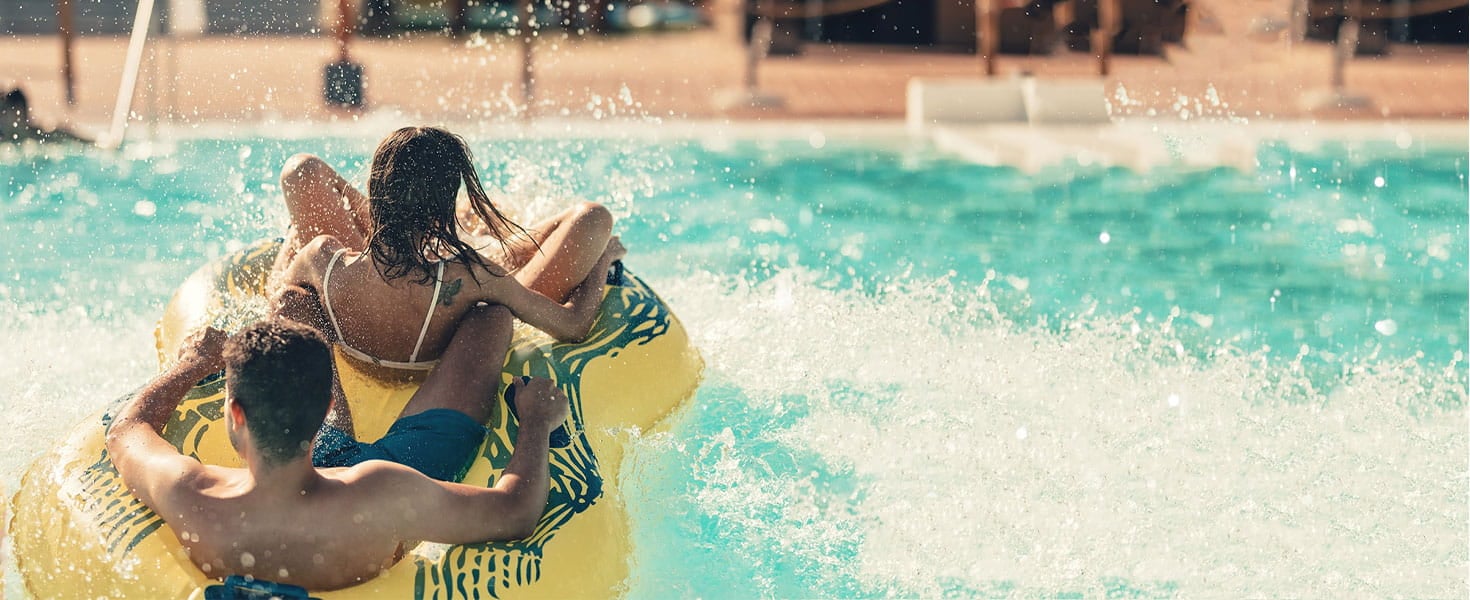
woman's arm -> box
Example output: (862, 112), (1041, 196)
(270, 283), (355, 436)
(270, 242), (355, 433)
(487, 238), (624, 343)
(466, 202), (613, 304)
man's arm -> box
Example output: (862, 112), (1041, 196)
(379, 378), (568, 544)
(104, 329), (225, 510)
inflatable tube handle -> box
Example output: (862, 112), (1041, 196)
(203, 575), (319, 600)
(605, 260), (625, 286)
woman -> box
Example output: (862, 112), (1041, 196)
(272, 126), (623, 373)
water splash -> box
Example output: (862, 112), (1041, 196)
(626, 269), (1467, 598)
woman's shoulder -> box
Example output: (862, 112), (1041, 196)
(284, 235), (353, 286)
(303, 234), (351, 258)
(437, 257), (514, 303)
(438, 251), (511, 281)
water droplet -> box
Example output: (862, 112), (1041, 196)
(1374, 319), (1398, 336)
(1373, 176), (1385, 188)
(240, 552), (256, 568)
(133, 200), (157, 217)
(1099, 232), (1111, 244)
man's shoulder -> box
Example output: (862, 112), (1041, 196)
(328, 459), (429, 489)
(147, 463), (235, 515)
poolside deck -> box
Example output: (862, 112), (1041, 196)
(1, 0), (1465, 131)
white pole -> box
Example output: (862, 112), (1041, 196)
(102, 0), (156, 148)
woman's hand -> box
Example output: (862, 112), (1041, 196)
(602, 236), (626, 263)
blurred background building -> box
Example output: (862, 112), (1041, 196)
(2, 0), (1463, 50)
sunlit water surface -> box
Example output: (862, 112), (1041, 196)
(1, 130), (1465, 597)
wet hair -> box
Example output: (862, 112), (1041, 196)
(2, 88), (26, 111)
(365, 126), (529, 284)
(223, 319), (334, 464)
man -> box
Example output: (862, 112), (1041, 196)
(2, 87), (91, 144)
(105, 306), (566, 591)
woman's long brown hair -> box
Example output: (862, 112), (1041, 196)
(364, 126), (529, 285)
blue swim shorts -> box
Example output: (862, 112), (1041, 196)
(312, 408), (487, 482)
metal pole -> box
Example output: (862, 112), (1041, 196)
(145, 7), (158, 142)
(804, 0), (823, 40)
(165, 18), (176, 122)
(448, 0), (468, 37)
(1289, 0), (1307, 43)
(1096, 0), (1118, 76)
(520, 0), (534, 117)
(1333, 0), (1361, 91)
(58, 0), (76, 105)
(976, 0), (996, 76)
(323, 0), (365, 108)
(336, 0), (354, 61)
(749, 0), (773, 91)
(1391, 0), (1410, 40)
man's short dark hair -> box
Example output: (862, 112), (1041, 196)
(224, 318), (334, 464)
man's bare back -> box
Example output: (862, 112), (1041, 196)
(151, 462), (411, 589)
(106, 310), (567, 591)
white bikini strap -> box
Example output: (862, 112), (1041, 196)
(321, 249), (348, 344)
(409, 261), (444, 363)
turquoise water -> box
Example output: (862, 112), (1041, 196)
(2, 131), (1466, 597)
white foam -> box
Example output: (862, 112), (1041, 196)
(644, 269), (1467, 597)
(0, 310), (157, 485)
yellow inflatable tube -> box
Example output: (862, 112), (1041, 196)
(9, 239), (703, 598)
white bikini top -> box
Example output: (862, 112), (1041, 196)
(321, 248), (443, 371)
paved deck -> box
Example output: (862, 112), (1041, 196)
(1, 0), (1465, 132)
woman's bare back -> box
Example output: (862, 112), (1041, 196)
(271, 148), (621, 365)
(291, 238), (507, 366)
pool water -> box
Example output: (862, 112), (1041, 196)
(2, 130), (1466, 597)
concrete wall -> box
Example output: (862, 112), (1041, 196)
(0, 0), (320, 35)
(203, 0), (321, 34)
(0, 0), (166, 35)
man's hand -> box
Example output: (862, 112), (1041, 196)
(510, 377), (569, 432)
(176, 327), (227, 374)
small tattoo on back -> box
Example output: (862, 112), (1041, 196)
(438, 278), (463, 307)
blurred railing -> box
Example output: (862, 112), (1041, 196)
(1305, 0), (1468, 110)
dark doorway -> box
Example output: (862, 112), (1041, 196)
(817, 0), (937, 45)
(1399, 6), (1467, 44)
